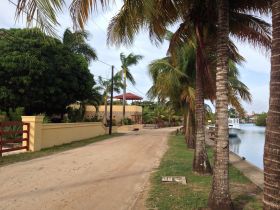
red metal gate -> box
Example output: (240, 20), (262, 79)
(0, 121), (30, 156)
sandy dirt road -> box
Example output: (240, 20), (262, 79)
(0, 127), (176, 210)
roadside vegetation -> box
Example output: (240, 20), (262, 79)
(147, 134), (262, 210)
(0, 28), (101, 122)
(255, 113), (267, 127)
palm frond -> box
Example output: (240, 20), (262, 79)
(125, 70), (136, 85)
(16, 0), (65, 36)
(228, 90), (246, 117)
(228, 60), (252, 103)
(119, 52), (143, 85)
(107, 1), (146, 46)
(76, 43), (97, 61)
(70, 0), (109, 30)
(62, 28), (97, 62)
(230, 12), (271, 51)
(230, 0), (271, 15)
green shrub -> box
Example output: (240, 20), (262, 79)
(43, 116), (51, 123)
(4, 107), (25, 121)
(121, 118), (133, 125)
(67, 107), (85, 122)
(255, 112), (267, 126)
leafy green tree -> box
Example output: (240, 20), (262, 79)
(0, 28), (96, 116)
(255, 112), (267, 126)
(228, 108), (237, 118)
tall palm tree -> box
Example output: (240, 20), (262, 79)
(119, 53), (143, 123)
(98, 75), (123, 125)
(62, 28), (97, 63)
(148, 41), (252, 151)
(107, 0), (270, 175)
(263, 1), (280, 209)
(148, 43), (196, 148)
(208, 0), (233, 209)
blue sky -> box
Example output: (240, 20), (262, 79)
(0, 0), (270, 114)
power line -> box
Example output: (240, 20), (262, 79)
(127, 88), (145, 98)
(96, 59), (112, 67)
(132, 85), (146, 96)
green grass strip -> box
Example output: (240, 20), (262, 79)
(147, 134), (262, 210)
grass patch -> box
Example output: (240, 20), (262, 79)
(147, 134), (262, 210)
(0, 133), (123, 167)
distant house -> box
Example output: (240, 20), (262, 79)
(245, 112), (257, 123)
(69, 92), (143, 124)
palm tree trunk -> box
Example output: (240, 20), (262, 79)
(185, 110), (189, 144)
(186, 108), (195, 149)
(183, 111), (187, 134)
(193, 39), (212, 174)
(263, 1), (280, 209)
(122, 69), (127, 125)
(208, 0), (233, 209)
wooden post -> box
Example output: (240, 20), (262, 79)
(109, 66), (114, 135)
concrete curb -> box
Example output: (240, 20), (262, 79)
(229, 152), (264, 189)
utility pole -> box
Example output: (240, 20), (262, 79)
(109, 65), (114, 135)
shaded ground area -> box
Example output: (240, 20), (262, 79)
(147, 135), (262, 210)
(0, 128), (175, 210)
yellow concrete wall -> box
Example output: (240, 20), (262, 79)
(22, 115), (143, 152)
(22, 116), (108, 151)
(41, 122), (106, 149)
(84, 105), (143, 123)
(98, 105), (142, 112)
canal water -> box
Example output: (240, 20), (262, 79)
(229, 124), (265, 169)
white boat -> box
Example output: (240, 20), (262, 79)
(206, 118), (240, 138)
(228, 118), (240, 137)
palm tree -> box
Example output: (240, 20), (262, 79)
(208, 0), (233, 209)
(263, 1), (280, 209)
(98, 75), (123, 125)
(62, 28), (97, 63)
(119, 53), (143, 123)
(148, 41), (252, 151)
(107, 0), (270, 175)
(148, 44), (196, 148)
